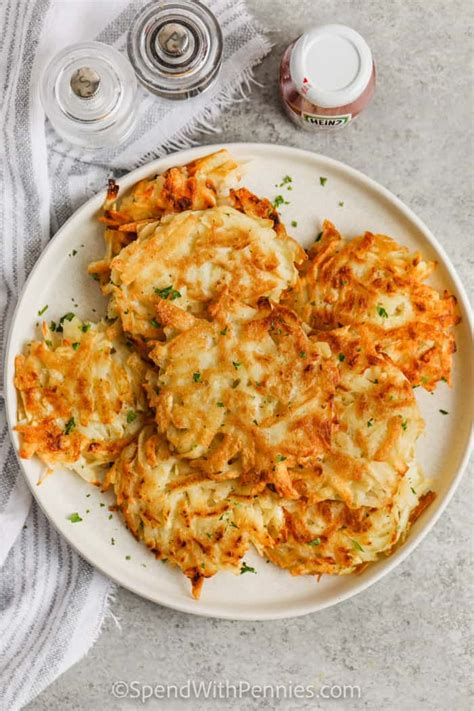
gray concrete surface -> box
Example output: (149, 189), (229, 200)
(26, 1), (473, 709)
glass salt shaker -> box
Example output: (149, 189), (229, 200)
(280, 24), (376, 130)
(40, 41), (138, 149)
(127, 0), (223, 99)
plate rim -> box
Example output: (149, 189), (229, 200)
(4, 142), (473, 620)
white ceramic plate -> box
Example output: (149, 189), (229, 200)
(5, 143), (473, 620)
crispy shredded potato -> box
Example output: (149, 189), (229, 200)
(14, 150), (451, 598)
(14, 317), (149, 484)
(106, 206), (305, 347)
(105, 425), (280, 598)
(89, 149), (240, 284)
(284, 220), (459, 390)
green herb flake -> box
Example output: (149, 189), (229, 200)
(299, 351), (307, 359)
(45, 339), (53, 347)
(410, 487), (417, 495)
(72, 249), (77, 256)
(125, 555), (131, 560)
(150, 318), (161, 329)
(315, 231), (323, 242)
(126, 410), (137, 423)
(291, 220), (298, 228)
(100, 503), (105, 507)
(273, 195), (289, 208)
(220, 327), (228, 336)
(319, 176), (327, 186)
(193, 372), (201, 383)
(367, 418), (374, 428)
(338, 201), (344, 207)
(216, 401), (224, 408)
(376, 304), (389, 319)
(64, 417), (76, 435)
(72, 342), (80, 351)
(155, 285), (182, 300)
(369, 378), (379, 384)
(231, 379), (240, 389)
(38, 305), (48, 316)
(401, 419), (408, 431)
(308, 537), (321, 546)
(338, 353), (345, 362)
(232, 361), (242, 370)
(111, 537), (115, 545)
(108, 514), (113, 520)
(276, 454), (287, 462)
(439, 409), (449, 415)
(240, 561), (257, 575)
(67, 512), (82, 523)
(351, 539), (364, 552)
(80, 323), (91, 333)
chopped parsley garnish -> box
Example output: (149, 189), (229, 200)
(231, 379), (240, 389)
(67, 512), (82, 523)
(150, 318), (161, 329)
(155, 285), (181, 300)
(273, 195), (289, 208)
(193, 372), (201, 382)
(315, 231), (323, 242)
(320, 176), (327, 186)
(280, 175), (292, 185)
(232, 361), (241, 370)
(291, 220), (298, 228)
(45, 340), (52, 347)
(108, 514), (113, 520)
(111, 537), (115, 545)
(72, 342), (80, 351)
(80, 323), (91, 333)
(338, 201), (344, 207)
(276, 454), (287, 462)
(439, 409), (449, 415)
(367, 418), (374, 427)
(220, 327), (228, 336)
(91, 273), (100, 281)
(72, 249), (77, 256)
(53, 312), (75, 332)
(240, 562), (257, 575)
(338, 353), (345, 362)
(401, 419), (408, 431)
(216, 401), (224, 408)
(125, 555), (131, 560)
(126, 410), (137, 423)
(64, 417), (76, 435)
(299, 351), (306, 358)
(351, 539), (364, 552)
(37, 305), (48, 316)
(308, 537), (321, 546)
(410, 487), (417, 495)
(376, 304), (389, 318)
(369, 378), (379, 384)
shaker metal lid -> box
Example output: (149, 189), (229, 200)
(127, 0), (223, 98)
(290, 24), (373, 108)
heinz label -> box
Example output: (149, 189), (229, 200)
(302, 113), (352, 128)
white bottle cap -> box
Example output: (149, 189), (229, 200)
(290, 24), (373, 109)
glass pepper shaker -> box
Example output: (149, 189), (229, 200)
(127, 0), (223, 99)
(40, 41), (138, 150)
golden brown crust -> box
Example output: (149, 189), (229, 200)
(284, 220), (459, 390)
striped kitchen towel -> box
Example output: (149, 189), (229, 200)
(0, 1), (271, 708)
